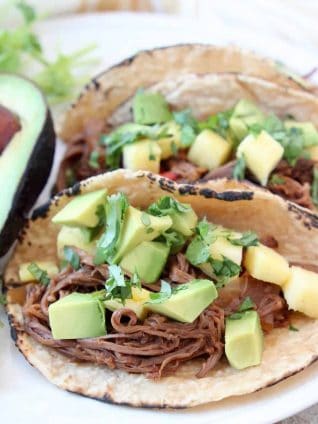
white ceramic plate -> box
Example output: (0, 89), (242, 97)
(1, 12), (318, 424)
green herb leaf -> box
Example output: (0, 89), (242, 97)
(27, 263), (50, 286)
(105, 265), (141, 304)
(238, 296), (255, 312)
(147, 280), (172, 304)
(210, 257), (241, 288)
(173, 109), (199, 147)
(94, 193), (128, 264)
(229, 231), (259, 247)
(198, 109), (233, 139)
(148, 196), (190, 217)
(311, 168), (318, 206)
(16, 1), (36, 23)
(269, 174), (285, 185)
(157, 229), (186, 254)
(88, 150), (100, 169)
(63, 247), (80, 270)
(186, 237), (210, 265)
(289, 324), (299, 332)
(233, 156), (246, 180)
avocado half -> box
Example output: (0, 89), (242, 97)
(0, 74), (55, 256)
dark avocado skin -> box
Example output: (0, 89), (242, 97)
(0, 109), (55, 256)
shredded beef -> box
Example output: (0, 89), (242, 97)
(268, 175), (313, 209)
(275, 159), (315, 185)
(201, 160), (236, 181)
(22, 251), (288, 378)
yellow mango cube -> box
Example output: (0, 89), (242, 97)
(57, 226), (96, 258)
(123, 140), (161, 173)
(283, 266), (318, 318)
(244, 244), (290, 286)
(188, 129), (232, 170)
(237, 130), (284, 185)
(19, 261), (58, 282)
(157, 121), (182, 159)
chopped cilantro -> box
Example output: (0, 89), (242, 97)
(148, 142), (156, 161)
(105, 265), (140, 304)
(157, 229), (186, 254)
(171, 141), (178, 155)
(148, 196), (190, 217)
(63, 247), (80, 270)
(210, 257), (241, 288)
(233, 156), (246, 180)
(311, 168), (318, 206)
(229, 231), (259, 247)
(198, 109), (233, 139)
(186, 237), (210, 265)
(238, 296), (255, 312)
(88, 150), (100, 169)
(81, 204), (106, 242)
(94, 193), (128, 264)
(27, 263), (50, 286)
(147, 280), (172, 304)
(173, 109), (199, 147)
(289, 324), (299, 332)
(269, 174), (285, 185)
(16, 1), (36, 23)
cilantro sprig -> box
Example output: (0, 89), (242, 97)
(27, 263), (50, 286)
(105, 265), (140, 304)
(148, 196), (191, 217)
(63, 247), (80, 270)
(228, 296), (256, 320)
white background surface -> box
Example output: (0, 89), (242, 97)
(1, 10), (318, 424)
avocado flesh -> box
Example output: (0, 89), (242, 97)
(133, 91), (172, 124)
(229, 99), (264, 142)
(120, 241), (170, 283)
(49, 292), (106, 339)
(52, 189), (107, 228)
(225, 310), (264, 369)
(284, 120), (318, 147)
(0, 74), (55, 256)
(170, 208), (198, 237)
(147, 279), (218, 323)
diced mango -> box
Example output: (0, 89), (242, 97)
(244, 244), (290, 286)
(105, 287), (150, 320)
(19, 261), (58, 282)
(237, 131), (284, 185)
(123, 140), (161, 173)
(283, 266), (318, 318)
(157, 121), (182, 159)
(307, 145), (318, 161)
(188, 129), (232, 170)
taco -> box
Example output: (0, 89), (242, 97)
(57, 44), (318, 210)
(4, 170), (318, 408)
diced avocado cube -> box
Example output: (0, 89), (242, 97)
(147, 279), (218, 323)
(157, 121), (182, 159)
(49, 292), (106, 339)
(52, 189), (107, 228)
(57, 226), (96, 258)
(188, 129), (232, 170)
(283, 266), (318, 318)
(229, 100), (265, 142)
(120, 241), (169, 283)
(285, 120), (318, 147)
(225, 310), (264, 370)
(237, 131), (284, 185)
(123, 140), (162, 173)
(244, 244), (290, 286)
(170, 207), (198, 237)
(133, 91), (172, 125)
(114, 206), (172, 262)
(19, 261), (58, 282)
(104, 287), (150, 320)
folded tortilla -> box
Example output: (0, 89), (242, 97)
(60, 44), (318, 143)
(4, 170), (318, 408)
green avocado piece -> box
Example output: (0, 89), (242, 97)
(229, 99), (264, 142)
(133, 91), (172, 125)
(104, 287), (150, 320)
(147, 279), (218, 323)
(57, 226), (96, 258)
(120, 241), (170, 283)
(52, 189), (107, 228)
(48, 292), (106, 339)
(113, 206), (172, 263)
(0, 74), (55, 257)
(285, 120), (318, 147)
(170, 208), (198, 237)
(225, 310), (264, 370)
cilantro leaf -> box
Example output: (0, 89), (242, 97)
(147, 280), (172, 304)
(88, 150), (100, 169)
(289, 324), (299, 332)
(185, 237), (210, 265)
(311, 168), (318, 206)
(233, 156), (246, 180)
(269, 174), (285, 185)
(199, 109), (233, 139)
(27, 263), (50, 286)
(157, 229), (186, 254)
(63, 247), (80, 270)
(173, 109), (199, 147)
(16, 1), (36, 23)
(94, 193), (128, 264)
(229, 231), (259, 247)
(105, 265), (140, 304)
(238, 296), (255, 312)
(148, 196), (190, 217)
